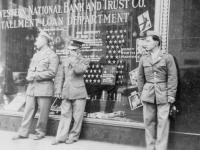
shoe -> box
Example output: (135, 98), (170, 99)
(65, 139), (76, 144)
(33, 135), (44, 140)
(51, 140), (64, 145)
(12, 135), (27, 140)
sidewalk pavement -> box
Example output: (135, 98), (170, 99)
(0, 130), (146, 150)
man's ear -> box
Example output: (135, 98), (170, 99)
(155, 41), (159, 46)
(76, 49), (81, 54)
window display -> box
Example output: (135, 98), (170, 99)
(0, 0), (157, 123)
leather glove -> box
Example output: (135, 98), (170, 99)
(55, 93), (62, 99)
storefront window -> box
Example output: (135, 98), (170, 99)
(0, 0), (157, 123)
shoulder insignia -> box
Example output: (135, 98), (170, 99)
(162, 50), (168, 54)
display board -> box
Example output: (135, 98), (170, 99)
(101, 65), (117, 85)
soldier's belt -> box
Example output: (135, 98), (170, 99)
(37, 79), (53, 82)
(146, 81), (167, 84)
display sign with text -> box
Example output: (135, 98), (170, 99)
(101, 65), (117, 85)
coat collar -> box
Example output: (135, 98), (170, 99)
(146, 50), (164, 65)
(146, 53), (153, 65)
(154, 50), (165, 64)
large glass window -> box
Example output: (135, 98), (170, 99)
(0, 0), (157, 123)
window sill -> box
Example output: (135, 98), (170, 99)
(0, 110), (145, 129)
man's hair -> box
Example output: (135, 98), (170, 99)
(41, 36), (50, 46)
(152, 35), (161, 46)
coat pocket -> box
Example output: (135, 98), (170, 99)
(143, 62), (152, 75)
(71, 75), (85, 88)
(160, 62), (167, 67)
(143, 62), (151, 67)
(143, 83), (153, 90)
(159, 84), (167, 91)
(37, 81), (52, 84)
(72, 82), (85, 88)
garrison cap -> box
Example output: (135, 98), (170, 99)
(146, 30), (161, 41)
(39, 31), (52, 42)
(68, 39), (85, 50)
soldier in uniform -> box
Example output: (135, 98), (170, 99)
(51, 39), (90, 145)
(12, 31), (59, 140)
(137, 31), (178, 150)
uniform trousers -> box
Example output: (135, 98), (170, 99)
(56, 99), (86, 142)
(143, 101), (170, 150)
(18, 96), (52, 137)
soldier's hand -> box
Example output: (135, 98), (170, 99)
(26, 72), (36, 81)
(55, 93), (62, 99)
(26, 75), (34, 81)
(76, 49), (81, 56)
(167, 96), (175, 104)
(29, 72), (36, 78)
(138, 92), (141, 97)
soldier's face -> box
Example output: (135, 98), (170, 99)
(34, 36), (46, 49)
(76, 49), (81, 55)
(145, 36), (157, 51)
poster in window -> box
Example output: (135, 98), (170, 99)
(129, 68), (138, 86)
(128, 91), (143, 110)
(138, 10), (152, 33)
(136, 38), (147, 62)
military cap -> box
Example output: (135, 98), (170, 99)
(146, 30), (161, 41)
(68, 39), (85, 50)
(39, 31), (52, 42)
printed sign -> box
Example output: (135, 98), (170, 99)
(121, 48), (136, 59)
(101, 65), (117, 85)
(138, 11), (152, 33)
(80, 29), (106, 62)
